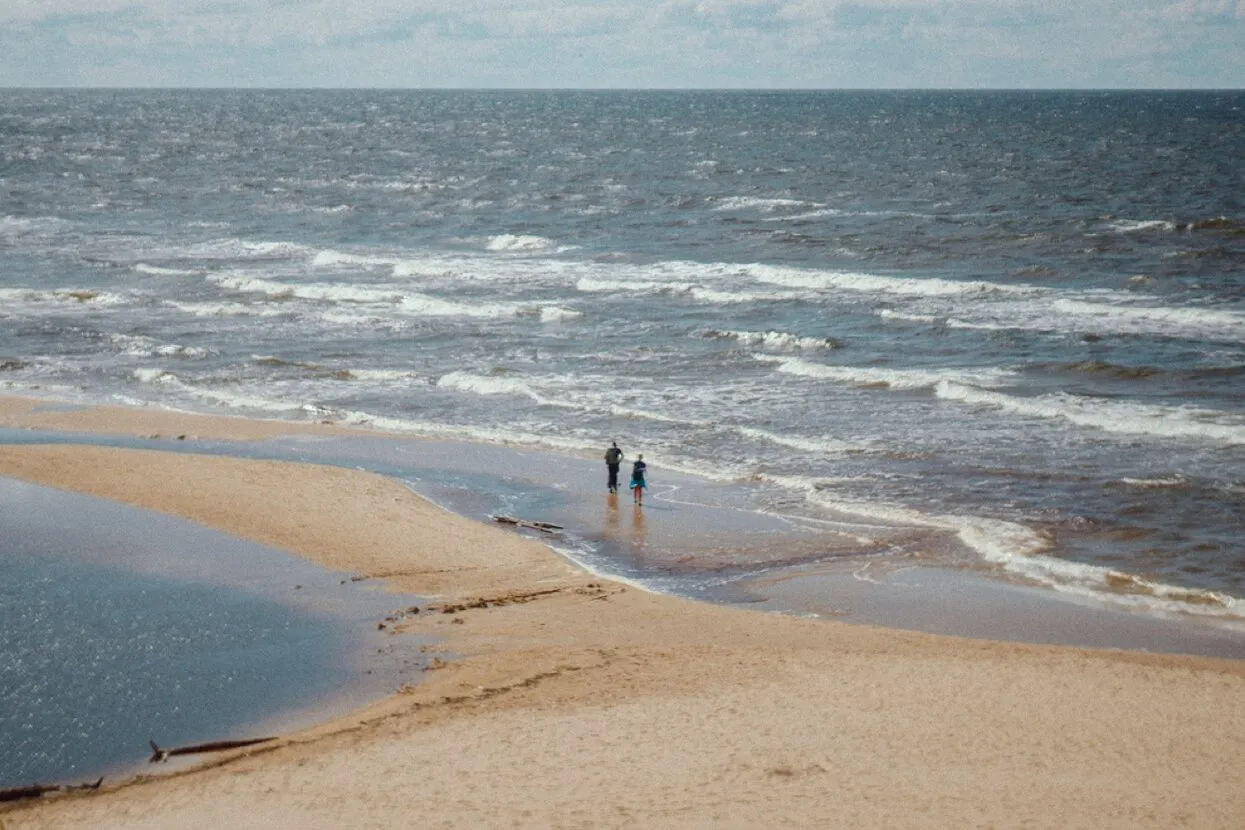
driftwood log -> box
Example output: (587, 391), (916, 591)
(148, 736), (276, 763)
(0, 777), (102, 803)
(491, 515), (563, 533)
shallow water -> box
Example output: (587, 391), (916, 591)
(0, 476), (427, 789)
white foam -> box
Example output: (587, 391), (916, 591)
(747, 264), (1036, 298)
(392, 259), (458, 279)
(177, 239), (314, 260)
(334, 409), (602, 456)
(433, 372), (572, 408)
(575, 277), (692, 294)
(165, 301), (288, 318)
(735, 426), (861, 455)
(538, 306), (583, 323)
(688, 286), (788, 304)
(710, 330), (836, 351)
(311, 250), (397, 269)
(762, 356), (1015, 391)
(0, 287), (129, 308)
(877, 310), (940, 324)
(210, 273), (403, 304)
(764, 208), (846, 222)
(1107, 219), (1177, 233)
(1050, 298), (1245, 341)
(49, 289), (129, 306)
(0, 215), (67, 236)
(1119, 475), (1188, 488)
(397, 294), (520, 318)
(799, 484), (1245, 619)
(147, 375), (321, 415)
(110, 334), (213, 359)
(134, 263), (198, 276)
(344, 368), (423, 383)
(485, 234), (558, 252)
(935, 382), (1245, 446)
(132, 368), (175, 384)
(713, 196), (823, 212)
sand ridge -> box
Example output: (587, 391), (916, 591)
(2, 396), (1245, 828)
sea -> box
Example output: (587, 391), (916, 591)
(2, 89), (1245, 661)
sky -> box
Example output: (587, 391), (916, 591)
(1, 0), (1243, 89)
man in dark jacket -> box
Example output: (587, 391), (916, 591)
(604, 441), (624, 493)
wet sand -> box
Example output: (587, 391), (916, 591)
(3, 395), (1245, 828)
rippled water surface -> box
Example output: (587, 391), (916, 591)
(0, 477), (425, 789)
(2, 89), (1243, 622)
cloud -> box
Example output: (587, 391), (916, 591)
(1, 0), (1242, 87)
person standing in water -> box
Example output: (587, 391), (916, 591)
(604, 441), (624, 493)
(630, 454), (648, 505)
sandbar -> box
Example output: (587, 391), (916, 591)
(2, 395), (1244, 829)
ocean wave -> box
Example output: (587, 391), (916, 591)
(746, 264), (1036, 298)
(1181, 216), (1245, 233)
(132, 368), (177, 385)
(1049, 298), (1245, 341)
(129, 371), (332, 417)
(111, 334), (214, 359)
(432, 370), (714, 428)
(0, 215), (68, 236)
(484, 234), (560, 252)
(734, 426), (863, 455)
(1117, 475), (1188, 489)
(798, 484), (1244, 620)
(537, 306), (583, 323)
(876, 309), (940, 324)
(575, 277), (693, 294)
(688, 286), (794, 304)
(396, 294), (529, 319)
(333, 409), (601, 455)
(210, 273), (403, 303)
(1059, 360), (1162, 379)
(935, 382), (1245, 446)
(179, 239), (315, 261)
(764, 208), (846, 222)
(1111, 216), (1245, 235)
(712, 196), (824, 212)
(165, 300), (290, 318)
(761, 356), (1015, 391)
(1106, 219), (1178, 234)
(208, 272), (550, 319)
(434, 371), (561, 406)
(0, 287), (131, 308)
(311, 250), (399, 269)
(134, 263), (199, 277)
(701, 329), (839, 351)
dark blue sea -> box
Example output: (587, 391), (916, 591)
(2, 89), (1244, 629)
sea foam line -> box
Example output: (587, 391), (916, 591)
(746, 263), (1038, 298)
(794, 482), (1245, 620)
(935, 382), (1245, 446)
(759, 356), (1015, 391)
(703, 329), (838, 351)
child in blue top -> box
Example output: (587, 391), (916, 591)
(630, 454), (647, 505)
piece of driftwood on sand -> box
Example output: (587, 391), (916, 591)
(490, 515), (563, 533)
(148, 737), (276, 763)
(0, 778), (103, 803)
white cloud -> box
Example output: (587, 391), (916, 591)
(0, 0), (1241, 87)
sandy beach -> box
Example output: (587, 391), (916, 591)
(2, 396), (1245, 829)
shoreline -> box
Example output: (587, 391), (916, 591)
(4, 395), (1245, 827)
(6, 393), (1244, 662)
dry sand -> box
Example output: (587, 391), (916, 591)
(2, 395), (1245, 829)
